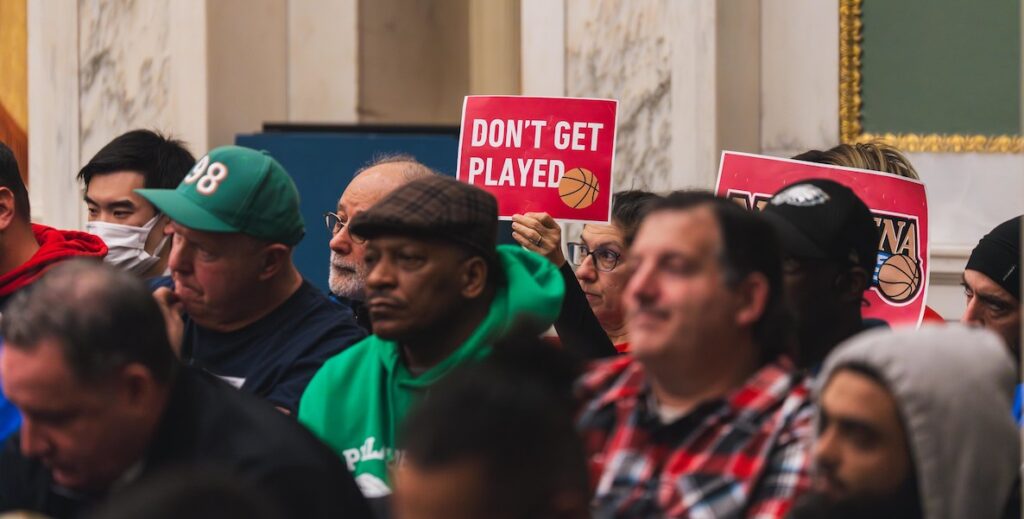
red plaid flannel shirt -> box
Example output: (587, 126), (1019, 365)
(577, 356), (814, 518)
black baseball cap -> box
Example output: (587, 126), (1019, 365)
(761, 179), (878, 273)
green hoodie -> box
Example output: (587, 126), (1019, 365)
(298, 245), (564, 497)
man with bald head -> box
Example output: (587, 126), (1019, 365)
(326, 154), (436, 331)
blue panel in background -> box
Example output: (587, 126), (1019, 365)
(236, 130), (514, 295)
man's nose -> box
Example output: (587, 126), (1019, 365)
(624, 261), (657, 305)
(812, 426), (840, 473)
(168, 239), (192, 274)
(961, 296), (984, 326)
(329, 228), (353, 255)
(365, 258), (396, 289)
(19, 419), (52, 459)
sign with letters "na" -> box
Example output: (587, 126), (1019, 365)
(716, 151), (929, 328)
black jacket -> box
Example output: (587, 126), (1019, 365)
(554, 262), (618, 359)
(0, 368), (372, 519)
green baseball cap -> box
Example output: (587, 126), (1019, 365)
(136, 145), (305, 245)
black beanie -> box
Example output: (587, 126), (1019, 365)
(966, 216), (1022, 300)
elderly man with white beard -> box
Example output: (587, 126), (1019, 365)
(325, 155), (436, 332)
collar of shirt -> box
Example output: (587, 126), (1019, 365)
(588, 356), (805, 428)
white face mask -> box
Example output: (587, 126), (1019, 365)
(86, 214), (170, 275)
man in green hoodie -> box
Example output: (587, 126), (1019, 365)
(299, 175), (565, 499)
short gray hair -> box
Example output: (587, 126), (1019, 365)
(2, 260), (177, 385)
(355, 153), (437, 182)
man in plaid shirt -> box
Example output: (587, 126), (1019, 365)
(577, 192), (814, 518)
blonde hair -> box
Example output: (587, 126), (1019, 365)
(793, 142), (919, 180)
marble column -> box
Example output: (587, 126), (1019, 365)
(563, 0), (761, 194)
(29, 0), (290, 231)
(565, 0), (672, 193)
(27, 0), (81, 230)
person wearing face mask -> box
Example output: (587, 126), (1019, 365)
(77, 129), (195, 283)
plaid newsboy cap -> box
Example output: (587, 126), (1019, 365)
(349, 175), (499, 263)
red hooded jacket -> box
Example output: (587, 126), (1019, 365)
(0, 224), (107, 301)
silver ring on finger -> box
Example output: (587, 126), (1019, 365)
(534, 236), (543, 246)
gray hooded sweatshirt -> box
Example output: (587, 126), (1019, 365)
(818, 325), (1019, 519)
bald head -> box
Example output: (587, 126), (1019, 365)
(328, 155), (436, 299)
(348, 163), (423, 205)
(355, 153), (436, 182)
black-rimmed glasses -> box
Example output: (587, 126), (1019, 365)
(323, 212), (366, 244)
(567, 242), (622, 272)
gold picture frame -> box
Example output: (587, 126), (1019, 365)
(839, 0), (1024, 153)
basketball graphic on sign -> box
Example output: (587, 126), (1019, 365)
(877, 254), (921, 303)
(558, 167), (600, 209)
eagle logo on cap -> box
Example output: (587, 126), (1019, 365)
(770, 184), (830, 207)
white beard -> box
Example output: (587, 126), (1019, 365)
(328, 251), (367, 299)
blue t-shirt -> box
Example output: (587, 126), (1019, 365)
(146, 275), (174, 292)
(181, 280), (365, 413)
(0, 389), (18, 441)
(1014, 384), (1022, 425)
(0, 340), (20, 441)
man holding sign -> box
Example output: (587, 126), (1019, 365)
(457, 96), (617, 224)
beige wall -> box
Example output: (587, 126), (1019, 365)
(469, 0), (520, 96)
(288, 0), (358, 122)
(358, 0), (470, 124)
(206, 0), (288, 147)
(357, 0), (521, 125)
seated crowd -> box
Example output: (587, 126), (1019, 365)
(0, 134), (1019, 519)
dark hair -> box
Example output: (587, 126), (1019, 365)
(611, 190), (661, 246)
(78, 129), (196, 190)
(648, 191), (789, 361)
(0, 140), (31, 221)
(2, 260), (178, 384)
(90, 467), (285, 519)
(400, 333), (589, 518)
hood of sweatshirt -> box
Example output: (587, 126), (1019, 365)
(0, 224), (108, 300)
(818, 325), (1019, 519)
(375, 244), (564, 389)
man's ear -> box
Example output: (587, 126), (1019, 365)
(734, 272), (770, 328)
(836, 267), (870, 303)
(257, 244), (292, 281)
(460, 256), (489, 299)
(117, 363), (161, 410)
(0, 187), (19, 231)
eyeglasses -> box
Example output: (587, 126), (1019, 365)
(567, 242), (622, 272)
(323, 211), (366, 244)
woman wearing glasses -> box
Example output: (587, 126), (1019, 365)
(511, 190), (660, 356)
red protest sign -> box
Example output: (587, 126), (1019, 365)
(456, 96), (617, 223)
(716, 151), (929, 327)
